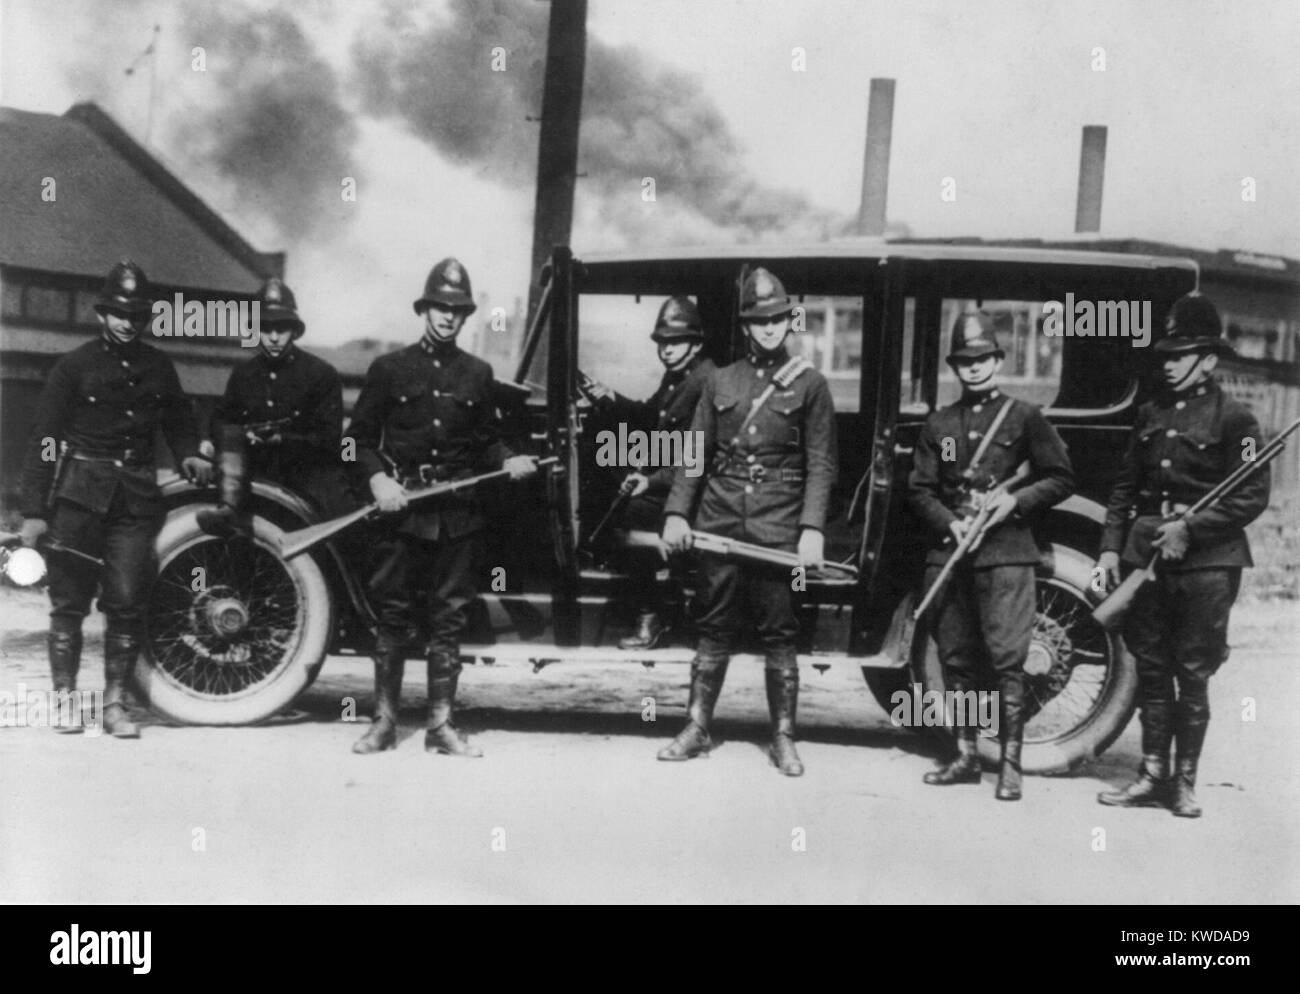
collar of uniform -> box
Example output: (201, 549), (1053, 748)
(1159, 377), (1218, 406)
(100, 334), (145, 358)
(258, 344), (297, 368)
(419, 335), (460, 360)
(958, 387), (1001, 407)
(747, 349), (785, 369)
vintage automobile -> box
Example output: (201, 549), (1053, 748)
(138, 241), (1200, 774)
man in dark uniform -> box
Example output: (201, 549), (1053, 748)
(908, 311), (1074, 800)
(18, 261), (212, 737)
(201, 277), (346, 534)
(582, 296), (716, 649)
(1096, 293), (1269, 818)
(660, 268), (838, 777)
(347, 258), (537, 757)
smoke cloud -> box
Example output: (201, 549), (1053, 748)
(352, 0), (844, 243)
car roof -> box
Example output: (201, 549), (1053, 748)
(579, 239), (1201, 273)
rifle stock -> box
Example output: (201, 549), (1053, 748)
(1089, 555), (1156, 630)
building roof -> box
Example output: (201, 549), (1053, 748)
(0, 103), (282, 291)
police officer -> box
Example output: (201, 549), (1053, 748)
(908, 311), (1074, 800)
(18, 261), (212, 737)
(583, 296), (716, 649)
(347, 258), (538, 756)
(660, 268), (837, 777)
(202, 277), (346, 534)
(1096, 294), (1269, 818)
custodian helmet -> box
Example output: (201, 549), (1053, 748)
(413, 257), (477, 316)
(256, 277), (305, 338)
(95, 260), (152, 317)
(947, 310), (1004, 362)
(738, 267), (795, 321)
(651, 296), (704, 342)
(1155, 293), (1233, 356)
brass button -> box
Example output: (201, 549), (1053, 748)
(746, 454), (756, 463)
(744, 484), (753, 494)
(433, 419), (442, 427)
(1166, 429), (1177, 437)
(969, 431), (980, 440)
(1160, 459), (1172, 468)
(1175, 401), (1186, 410)
(270, 372), (277, 380)
(748, 426), (757, 434)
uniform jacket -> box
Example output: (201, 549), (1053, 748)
(1101, 379), (1269, 570)
(20, 336), (199, 518)
(348, 338), (513, 541)
(664, 350), (838, 550)
(907, 389), (1075, 567)
(612, 355), (716, 494)
(211, 345), (344, 487)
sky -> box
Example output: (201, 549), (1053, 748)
(2, 0), (1297, 349)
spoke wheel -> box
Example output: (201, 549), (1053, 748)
(137, 506), (333, 725)
(913, 543), (1137, 774)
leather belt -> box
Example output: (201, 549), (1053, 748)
(1138, 500), (1192, 517)
(717, 462), (804, 484)
(68, 447), (150, 467)
(399, 464), (468, 488)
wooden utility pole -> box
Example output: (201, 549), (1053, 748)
(527, 0), (588, 326)
(857, 78), (895, 237)
(1075, 125), (1107, 233)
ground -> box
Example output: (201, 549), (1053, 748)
(1, 586), (1297, 904)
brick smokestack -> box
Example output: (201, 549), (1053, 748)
(857, 78), (895, 237)
(1075, 125), (1107, 233)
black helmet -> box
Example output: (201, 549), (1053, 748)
(256, 277), (305, 337)
(94, 260), (152, 317)
(739, 267), (795, 320)
(651, 296), (704, 342)
(414, 257), (477, 316)
(1155, 293), (1233, 356)
(947, 310), (1004, 361)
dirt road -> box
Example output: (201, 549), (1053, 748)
(2, 587), (1297, 904)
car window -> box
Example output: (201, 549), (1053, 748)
(579, 294), (681, 403)
(935, 298), (1064, 409)
(790, 295), (862, 413)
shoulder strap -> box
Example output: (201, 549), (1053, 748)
(962, 397), (1015, 481)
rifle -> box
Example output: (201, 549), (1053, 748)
(241, 416), (293, 442)
(583, 467), (643, 550)
(1091, 415), (1299, 630)
(912, 461), (1032, 621)
(689, 530), (859, 578)
(275, 456), (558, 559)
(0, 531), (104, 587)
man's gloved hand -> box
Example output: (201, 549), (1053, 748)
(369, 473), (408, 513)
(578, 371), (615, 404)
(1153, 518), (1191, 562)
(19, 518), (48, 549)
(181, 456), (214, 486)
(797, 529), (825, 570)
(1095, 551), (1121, 592)
(504, 455), (539, 481)
(661, 514), (693, 553)
(983, 491), (1018, 528)
(622, 472), (649, 497)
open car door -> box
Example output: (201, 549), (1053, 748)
(543, 247), (582, 645)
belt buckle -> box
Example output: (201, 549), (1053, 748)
(1159, 500), (1175, 517)
(747, 463), (766, 483)
(417, 464), (436, 485)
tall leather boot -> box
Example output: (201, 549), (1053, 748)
(425, 657), (482, 757)
(1098, 698), (1172, 807)
(657, 653), (728, 761)
(924, 676), (981, 785)
(352, 648), (404, 754)
(197, 425), (250, 538)
(1171, 688), (1209, 818)
(103, 630), (141, 739)
(765, 658), (804, 777)
(48, 617), (84, 734)
(995, 675), (1025, 801)
(619, 611), (666, 651)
